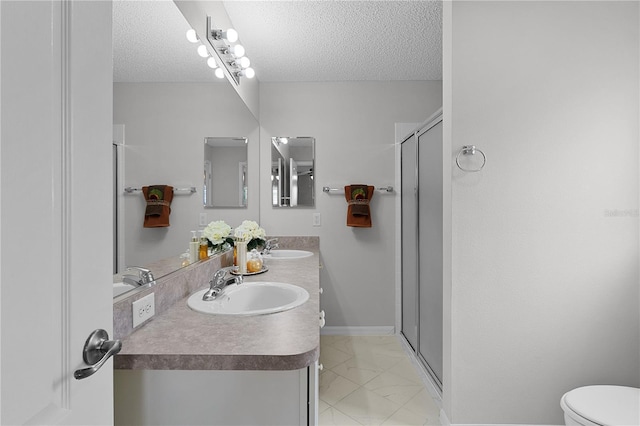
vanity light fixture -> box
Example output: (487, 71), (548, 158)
(205, 16), (255, 85)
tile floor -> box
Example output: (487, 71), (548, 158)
(318, 335), (442, 426)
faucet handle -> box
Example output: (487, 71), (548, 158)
(212, 266), (236, 283)
(125, 266), (155, 283)
(126, 266), (150, 275)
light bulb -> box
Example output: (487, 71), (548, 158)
(232, 44), (245, 58)
(243, 67), (255, 79)
(238, 56), (251, 69)
(197, 44), (209, 58)
(224, 28), (238, 43)
(213, 28), (239, 43)
(215, 68), (225, 79)
(186, 29), (199, 43)
(207, 57), (218, 69)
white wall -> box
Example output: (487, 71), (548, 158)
(446, 2), (639, 424)
(113, 82), (259, 270)
(260, 81), (442, 328)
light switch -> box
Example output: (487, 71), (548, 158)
(313, 213), (321, 227)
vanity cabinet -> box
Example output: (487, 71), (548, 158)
(114, 362), (319, 425)
(400, 110), (443, 389)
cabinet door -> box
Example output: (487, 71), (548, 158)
(115, 368), (308, 425)
(417, 121), (444, 385)
(401, 134), (418, 350)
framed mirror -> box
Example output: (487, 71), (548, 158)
(271, 137), (315, 207)
(203, 137), (248, 208)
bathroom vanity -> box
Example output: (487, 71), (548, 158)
(113, 238), (321, 425)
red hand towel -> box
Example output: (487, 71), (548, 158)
(344, 184), (374, 228)
(142, 185), (174, 228)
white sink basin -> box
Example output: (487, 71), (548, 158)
(187, 281), (309, 316)
(263, 249), (313, 260)
(113, 282), (136, 297)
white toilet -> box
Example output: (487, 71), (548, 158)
(561, 385), (640, 426)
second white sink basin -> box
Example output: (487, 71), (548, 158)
(113, 282), (136, 297)
(187, 281), (309, 316)
(263, 249), (313, 260)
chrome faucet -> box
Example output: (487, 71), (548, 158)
(122, 266), (155, 287)
(262, 238), (279, 255)
(202, 266), (242, 301)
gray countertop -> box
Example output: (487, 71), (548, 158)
(114, 250), (320, 371)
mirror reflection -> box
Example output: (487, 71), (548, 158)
(271, 137), (315, 207)
(112, 1), (259, 300)
(203, 137), (248, 208)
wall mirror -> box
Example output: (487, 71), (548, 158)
(112, 1), (259, 300)
(271, 137), (315, 207)
(203, 137), (248, 208)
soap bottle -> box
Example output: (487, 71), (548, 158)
(189, 231), (199, 263)
(199, 231), (209, 260)
(247, 249), (263, 273)
(236, 238), (247, 274)
(180, 250), (191, 267)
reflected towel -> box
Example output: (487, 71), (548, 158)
(344, 184), (374, 228)
(142, 185), (174, 228)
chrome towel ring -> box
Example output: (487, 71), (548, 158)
(456, 145), (486, 172)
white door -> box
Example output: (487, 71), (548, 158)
(1, 1), (114, 424)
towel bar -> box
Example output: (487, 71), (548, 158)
(322, 186), (394, 194)
(124, 186), (197, 194)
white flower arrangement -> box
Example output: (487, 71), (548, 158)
(234, 220), (266, 250)
(203, 220), (233, 250)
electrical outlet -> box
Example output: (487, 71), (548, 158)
(132, 293), (155, 328)
(313, 213), (321, 227)
(199, 213), (207, 226)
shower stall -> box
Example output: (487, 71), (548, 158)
(400, 110), (444, 390)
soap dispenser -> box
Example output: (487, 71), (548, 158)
(189, 231), (199, 263)
(199, 231), (209, 260)
(247, 249), (263, 273)
(180, 250), (191, 267)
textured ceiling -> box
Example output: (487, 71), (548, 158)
(223, 1), (442, 81)
(113, 0), (224, 82)
(113, 0), (442, 83)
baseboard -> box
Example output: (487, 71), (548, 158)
(440, 416), (550, 426)
(320, 326), (395, 336)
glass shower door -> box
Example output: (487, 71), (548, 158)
(401, 134), (418, 351)
(417, 120), (443, 386)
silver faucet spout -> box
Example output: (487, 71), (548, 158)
(202, 267), (242, 301)
(262, 238), (279, 255)
(123, 266), (156, 287)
